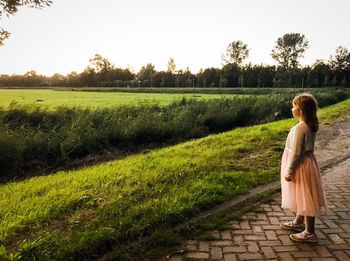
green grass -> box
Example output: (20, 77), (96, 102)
(1, 98), (350, 260)
(0, 89), (240, 109)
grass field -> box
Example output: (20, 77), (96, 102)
(0, 89), (239, 109)
(1, 98), (350, 260)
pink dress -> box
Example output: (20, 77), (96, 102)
(281, 122), (327, 217)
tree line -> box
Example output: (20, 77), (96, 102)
(1, 42), (349, 88)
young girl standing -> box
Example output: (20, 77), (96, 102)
(280, 93), (327, 243)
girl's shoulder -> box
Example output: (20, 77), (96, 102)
(292, 122), (308, 134)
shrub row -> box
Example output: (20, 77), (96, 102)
(0, 89), (349, 179)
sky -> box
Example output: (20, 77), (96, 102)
(0, 0), (349, 76)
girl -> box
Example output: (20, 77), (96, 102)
(280, 93), (327, 243)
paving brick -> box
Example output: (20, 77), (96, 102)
(246, 241), (259, 253)
(210, 240), (233, 247)
(223, 246), (246, 253)
(276, 229), (291, 235)
(238, 253), (263, 260)
(220, 230), (232, 240)
(257, 213), (268, 220)
(272, 205), (282, 211)
(311, 257), (337, 261)
(315, 230), (328, 239)
(210, 247), (223, 259)
(186, 252), (210, 259)
(278, 252), (294, 261)
(263, 225), (281, 230)
(240, 220), (251, 230)
(269, 217), (281, 224)
(332, 250), (350, 260)
(278, 234), (294, 245)
(244, 234), (266, 241)
(198, 241), (210, 252)
(224, 253), (237, 261)
(267, 211), (285, 217)
(292, 251), (318, 258)
(233, 235), (244, 245)
(338, 212), (350, 219)
(329, 233), (346, 244)
(265, 230), (278, 240)
(297, 244), (313, 251)
(262, 246), (277, 259)
(250, 220), (269, 225)
(274, 245), (298, 252)
(321, 228), (344, 233)
(252, 225), (264, 234)
(326, 243), (350, 250)
(231, 230), (253, 235)
(340, 223), (350, 232)
(314, 245), (332, 257)
(259, 240), (282, 246)
(243, 215), (258, 221)
(323, 219), (339, 228)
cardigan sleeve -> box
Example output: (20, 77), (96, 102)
(285, 124), (306, 178)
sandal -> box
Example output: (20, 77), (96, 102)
(280, 221), (305, 232)
(290, 230), (317, 243)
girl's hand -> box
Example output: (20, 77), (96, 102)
(285, 176), (292, 182)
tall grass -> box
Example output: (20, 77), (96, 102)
(0, 89), (349, 179)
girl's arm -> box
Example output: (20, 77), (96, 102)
(285, 124), (306, 180)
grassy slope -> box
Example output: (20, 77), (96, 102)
(0, 98), (350, 259)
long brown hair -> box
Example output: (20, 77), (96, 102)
(293, 93), (319, 132)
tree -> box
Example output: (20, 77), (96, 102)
(137, 63), (156, 86)
(271, 33), (309, 69)
(329, 46), (350, 71)
(221, 40), (249, 66)
(167, 57), (177, 73)
(88, 54), (114, 73)
(0, 0), (52, 45)
(0, 29), (10, 46)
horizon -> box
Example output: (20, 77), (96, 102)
(0, 0), (350, 76)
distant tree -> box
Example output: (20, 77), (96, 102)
(271, 33), (309, 69)
(167, 58), (177, 73)
(221, 63), (240, 87)
(222, 40), (249, 66)
(328, 46), (350, 87)
(309, 60), (332, 87)
(66, 71), (81, 87)
(0, 0), (53, 45)
(50, 73), (65, 86)
(137, 63), (156, 86)
(88, 54), (114, 73)
(329, 46), (350, 71)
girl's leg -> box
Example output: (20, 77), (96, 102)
(306, 216), (315, 234)
(293, 215), (304, 225)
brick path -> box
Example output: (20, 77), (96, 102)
(167, 157), (350, 261)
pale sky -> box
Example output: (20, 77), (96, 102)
(0, 0), (349, 76)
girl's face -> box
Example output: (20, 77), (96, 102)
(292, 102), (302, 119)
